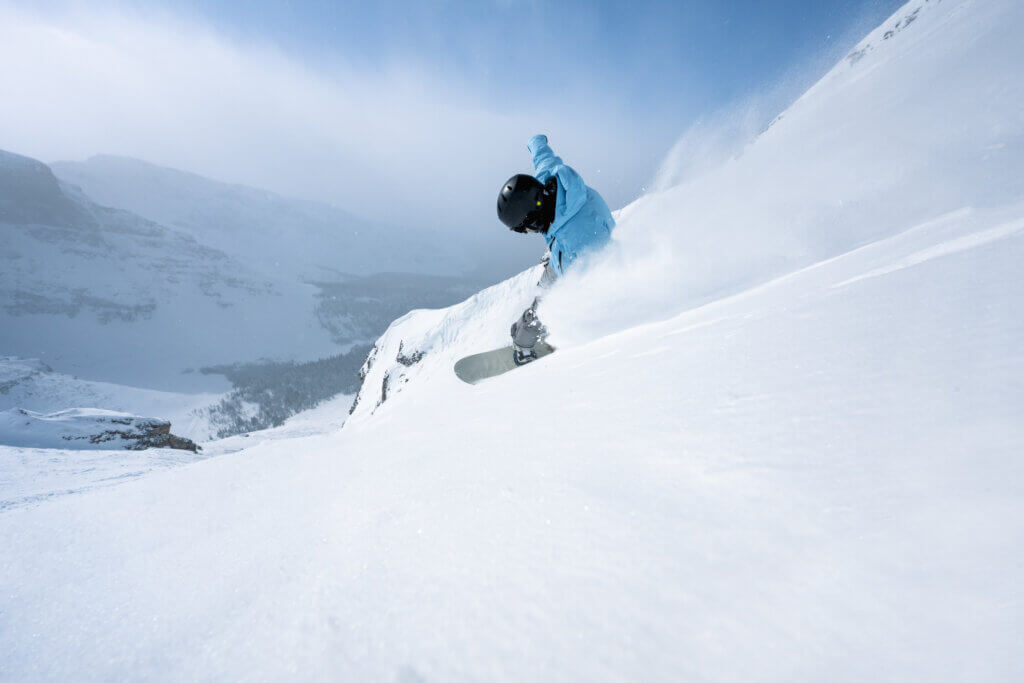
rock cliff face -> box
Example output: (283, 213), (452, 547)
(0, 408), (199, 452)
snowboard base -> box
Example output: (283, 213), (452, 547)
(454, 342), (555, 384)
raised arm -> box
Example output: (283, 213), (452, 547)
(527, 134), (587, 223)
(528, 134), (562, 182)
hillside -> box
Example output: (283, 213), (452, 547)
(1, 149), (482, 405)
(1, 0), (1022, 679)
(0, 149), (334, 391)
(50, 155), (464, 281)
(540, 0), (1024, 345)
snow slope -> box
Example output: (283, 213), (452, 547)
(0, 444), (209, 512)
(348, 266), (544, 419)
(2, 0), (1023, 679)
(0, 393), (352, 512)
(2, 198), (1020, 680)
(541, 0), (1024, 345)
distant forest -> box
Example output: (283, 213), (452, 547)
(200, 347), (370, 438)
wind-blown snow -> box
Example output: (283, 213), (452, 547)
(540, 0), (1024, 346)
(1, 0), (1023, 679)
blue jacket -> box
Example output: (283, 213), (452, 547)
(528, 135), (614, 276)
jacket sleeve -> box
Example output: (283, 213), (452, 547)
(528, 134), (561, 182)
(528, 134), (588, 226)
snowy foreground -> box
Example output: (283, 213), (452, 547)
(3, 0), (1024, 679)
(3, 202), (1022, 680)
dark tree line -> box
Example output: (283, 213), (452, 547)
(201, 345), (371, 438)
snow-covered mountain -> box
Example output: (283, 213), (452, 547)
(2, 0), (1023, 679)
(1, 149), (482, 399)
(0, 149), (337, 390)
(50, 155), (463, 281)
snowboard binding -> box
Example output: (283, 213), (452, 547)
(512, 344), (538, 366)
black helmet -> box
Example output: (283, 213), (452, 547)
(497, 174), (552, 233)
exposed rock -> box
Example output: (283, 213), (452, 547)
(395, 341), (425, 367)
(0, 408), (199, 452)
(377, 372), (391, 408)
(346, 265), (544, 423)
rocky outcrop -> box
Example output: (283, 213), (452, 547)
(395, 341), (425, 367)
(0, 408), (200, 452)
(62, 414), (200, 452)
(372, 341), (427, 408)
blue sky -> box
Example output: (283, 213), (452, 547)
(176, 0), (902, 117)
(1, 0), (905, 266)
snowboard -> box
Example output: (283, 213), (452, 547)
(454, 342), (555, 384)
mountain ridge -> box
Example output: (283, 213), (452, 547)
(50, 153), (465, 281)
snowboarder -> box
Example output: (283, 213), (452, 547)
(497, 134), (615, 364)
